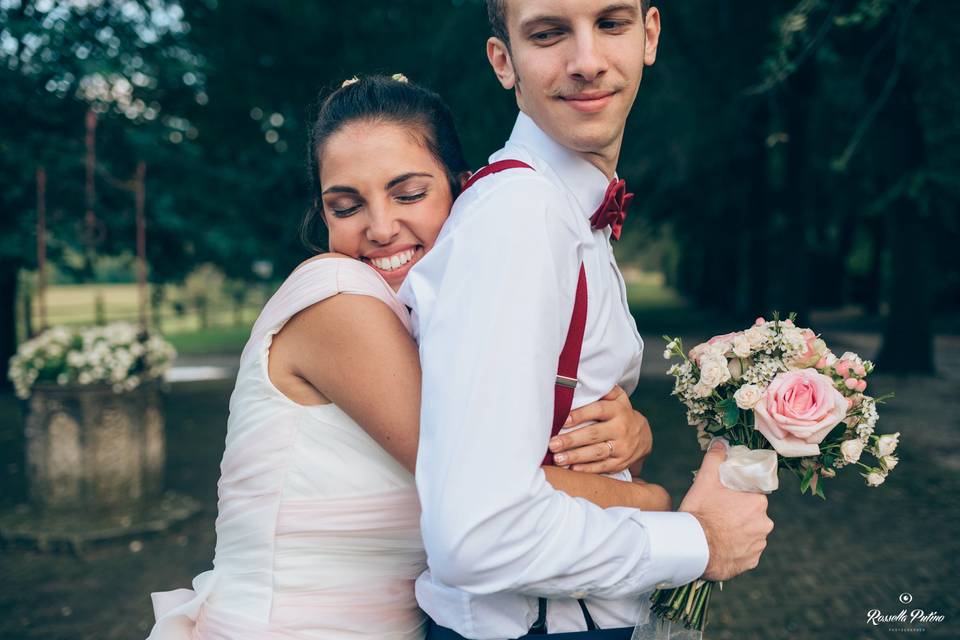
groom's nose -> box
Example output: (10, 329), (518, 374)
(567, 32), (608, 83)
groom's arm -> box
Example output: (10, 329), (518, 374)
(412, 177), (708, 599)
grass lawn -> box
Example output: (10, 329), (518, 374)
(165, 324), (254, 357)
(23, 283), (261, 357)
(28, 282), (262, 340)
(26, 278), (710, 359)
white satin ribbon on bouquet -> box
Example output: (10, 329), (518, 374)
(714, 439), (779, 494)
(631, 438), (780, 640)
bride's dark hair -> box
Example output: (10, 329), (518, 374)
(302, 75), (469, 252)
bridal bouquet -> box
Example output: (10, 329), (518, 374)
(8, 322), (176, 399)
(650, 314), (897, 633)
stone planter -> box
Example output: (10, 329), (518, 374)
(24, 382), (165, 513)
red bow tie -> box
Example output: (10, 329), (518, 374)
(589, 179), (634, 241)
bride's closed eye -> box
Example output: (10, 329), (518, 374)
(394, 189), (428, 204)
(325, 197), (363, 218)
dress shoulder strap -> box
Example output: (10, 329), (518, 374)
(240, 258), (410, 363)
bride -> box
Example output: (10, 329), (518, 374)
(146, 75), (670, 640)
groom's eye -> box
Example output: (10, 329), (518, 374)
(530, 29), (564, 44)
(598, 19), (631, 33)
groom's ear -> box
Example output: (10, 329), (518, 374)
(486, 37), (516, 90)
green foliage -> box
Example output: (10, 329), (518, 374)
(3, 0), (958, 375)
(1, 0), (207, 269)
(800, 465), (815, 494)
(718, 397), (741, 428)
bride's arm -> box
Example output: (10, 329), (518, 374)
(272, 293), (670, 510)
(543, 468), (671, 511)
(270, 293), (422, 472)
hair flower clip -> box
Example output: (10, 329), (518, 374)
(391, 73), (409, 84)
(341, 76), (360, 88)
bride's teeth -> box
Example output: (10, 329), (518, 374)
(371, 248), (416, 272)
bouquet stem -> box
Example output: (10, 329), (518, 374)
(649, 579), (715, 631)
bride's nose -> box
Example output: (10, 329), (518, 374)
(365, 204), (401, 245)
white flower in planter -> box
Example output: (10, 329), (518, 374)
(7, 323), (177, 399)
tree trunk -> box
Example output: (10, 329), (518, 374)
(877, 198), (934, 373)
(151, 284), (165, 332)
(862, 221), (885, 315)
(0, 262), (20, 391)
(197, 297), (209, 330)
(22, 287), (34, 339)
(233, 294), (244, 328)
(874, 35), (935, 373)
(743, 102), (771, 320)
(778, 61), (818, 325)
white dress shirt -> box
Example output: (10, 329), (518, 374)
(398, 112), (709, 639)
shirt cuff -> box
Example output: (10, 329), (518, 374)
(633, 511), (709, 589)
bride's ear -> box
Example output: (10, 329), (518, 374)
(458, 171), (472, 190)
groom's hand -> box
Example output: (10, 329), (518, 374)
(678, 441), (774, 581)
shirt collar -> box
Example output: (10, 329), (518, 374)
(503, 111), (613, 218)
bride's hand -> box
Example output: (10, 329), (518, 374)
(547, 386), (652, 474)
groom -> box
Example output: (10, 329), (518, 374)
(399, 1), (773, 638)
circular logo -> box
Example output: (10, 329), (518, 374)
(899, 593), (913, 604)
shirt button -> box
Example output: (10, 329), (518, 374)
(570, 590), (587, 599)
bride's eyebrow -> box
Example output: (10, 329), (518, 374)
(385, 172), (434, 190)
(322, 185), (359, 195)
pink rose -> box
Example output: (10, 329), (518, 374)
(688, 331), (741, 363)
(793, 328), (827, 368)
(753, 369), (849, 457)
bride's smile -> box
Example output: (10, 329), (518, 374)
(318, 120), (455, 291)
(361, 244), (425, 279)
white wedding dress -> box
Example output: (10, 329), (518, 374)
(147, 258), (427, 640)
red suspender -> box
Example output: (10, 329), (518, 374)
(460, 159), (534, 191)
(460, 160), (588, 466)
(544, 263), (587, 465)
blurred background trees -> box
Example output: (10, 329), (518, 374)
(2, 0), (957, 381)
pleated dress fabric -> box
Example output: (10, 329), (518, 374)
(147, 258), (427, 640)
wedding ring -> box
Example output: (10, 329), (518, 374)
(605, 440), (615, 456)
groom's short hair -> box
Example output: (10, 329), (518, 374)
(486, 0), (652, 46)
